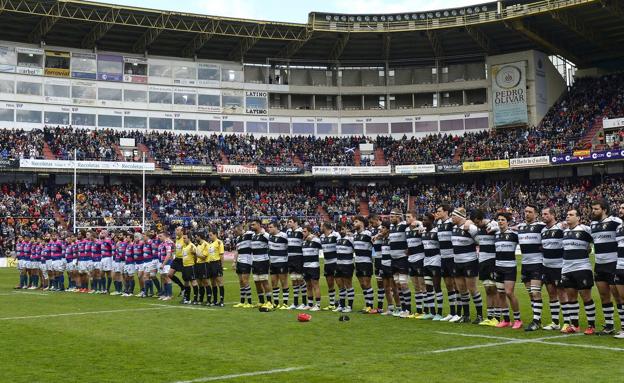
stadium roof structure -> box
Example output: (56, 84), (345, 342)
(0, 0), (623, 68)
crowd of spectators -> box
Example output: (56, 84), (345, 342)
(0, 129), (44, 160)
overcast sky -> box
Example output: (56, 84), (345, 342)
(100, 0), (485, 22)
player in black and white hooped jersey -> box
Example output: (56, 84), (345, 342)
(540, 207), (568, 331)
(369, 214), (385, 312)
(334, 224), (355, 313)
(436, 204), (459, 322)
(406, 212), (426, 318)
(422, 212), (444, 320)
(613, 203), (624, 339)
(377, 221), (398, 315)
(561, 209), (596, 335)
(353, 216), (375, 313)
(589, 199), (623, 335)
(517, 204), (547, 332)
(472, 209), (500, 326)
(232, 224), (254, 308)
(301, 225), (322, 311)
(320, 222), (340, 311)
(494, 212), (522, 329)
(389, 209), (411, 318)
(267, 221), (290, 309)
(450, 207), (484, 324)
(286, 217), (306, 310)
(250, 219), (272, 309)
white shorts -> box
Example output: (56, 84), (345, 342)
(46, 260), (54, 270)
(65, 260), (76, 272)
(92, 261), (102, 271)
(112, 261), (124, 274)
(124, 263), (136, 275)
(101, 257), (113, 272)
(17, 259), (25, 270)
(30, 260), (41, 269)
(136, 262), (146, 273)
(77, 260), (91, 274)
(53, 259), (66, 272)
(39, 261), (48, 272)
(144, 259), (158, 274)
(161, 264), (170, 275)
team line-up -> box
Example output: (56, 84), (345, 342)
(12, 200), (624, 339)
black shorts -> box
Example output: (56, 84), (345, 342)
(542, 267), (562, 286)
(270, 263), (288, 275)
(303, 267), (320, 281)
(409, 259), (424, 277)
(355, 263), (373, 278)
(374, 258), (382, 278)
(182, 265), (195, 282)
(391, 257), (409, 275)
(381, 265), (394, 279)
(335, 264), (354, 278)
(194, 263), (208, 280)
(236, 262), (252, 275)
(455, 260), (479, 278)
(521, 263), (542, 283)
(561, 270), (594, 290)
(424, 265), (441, 279)
(171, 258), (183, 272)
(441, 257), (456, 278)
(324, 263), (336, 278)
(613, 270), (624, 285)
(252, 260), (269, 276)
(495, 266), (517, 283)
(594, 262), (616, 284)
(288, 257), (303, 274)
(478, 259), (496, 281)
(207, 261), (223, 278)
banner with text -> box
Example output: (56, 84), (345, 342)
(492, 61), (528, 127)
(394, 164), (436, 174)
(20, 159), (155, 171)
(260, 165), (304, 175)
(0, 159), (19, 169)
(312, 166), (391, 176)
(509, 156), (550, 169)
(216, 164), (258, 175)
(170, 165), (213, 173)
(550, 149), (624, 165)
(436, 164), (463, 173)
(463, 159), (510, 172)
(603, 117), (624, 130)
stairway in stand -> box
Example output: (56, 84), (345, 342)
(374, 148), (386, 166)
(42, 143), (56, 160)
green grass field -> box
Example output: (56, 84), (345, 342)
(1, 265), (624, 383)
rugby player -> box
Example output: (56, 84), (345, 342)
(232, 224), (254, 308)
(301, 225), (322, 311)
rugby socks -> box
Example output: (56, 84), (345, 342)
(549, 300), (560, 325)
(282, 288), (289, 305)
(212, 286), (219, 305)
(415, 292), (424, 314)
(170, 275), (185, 290)
(472, 292), (483, 318)
(403, 289), (412, 313)
(265, 292), (272, 305)
(424, 290), (434, 314)
(364, 288), (374, 309)
(448, 290), (457, 316)
(435, 292), (444, 315)
(618, 304), (624, 331)
(273, 288), (280, 306)
(219, 286), (225, 304)
(502, 308), (510, 322)
(584, 300), (596, 328)
(239, 286), (246, 304)
(258, 291), (265, 304)
(347, 288), (355, 309)
(339, 288), (346, 308)
(513, 311), (521, 321)
(245, 285), (252, 304)
(603, 302), (614, 328)
(106, 276), (112, 292)
(114, 281), (122, 293)
(329, 289), (336, 307)
(293, 284), (300, 306)
(199, 286), (205, 303)
(461, 293), (470, 317)
(562, 302), (571, 324)
(569, 301), (580, 327)
(206, 286), (212, 303)
(301, 283), (308, 306)
(152, 278), (161, 294)
(377, 288), (385, 310)
(532, 299), (543, 324)
(184, 286), (191, 302)
(192, 285), (199, 302)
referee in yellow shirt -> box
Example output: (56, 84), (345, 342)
(166, 226), (187, 296)
(181, 233), (199, 304)
(195, 231), (212, 306)
(207, 229), (225, 307)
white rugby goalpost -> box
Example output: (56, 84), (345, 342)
(72, 149), (147, 233)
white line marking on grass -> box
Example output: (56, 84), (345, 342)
(427, 341), (524, 354)
(148, 303), (216, 311)
(171, 367), (305, 383)
(9, 291), (50, 296)
(0, 307), (174, 321)
(535, 340), (624, 352)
